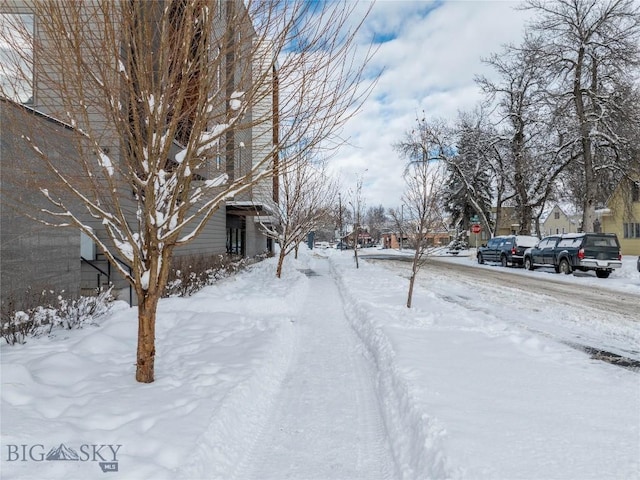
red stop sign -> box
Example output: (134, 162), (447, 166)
(471, 224), (481, 234)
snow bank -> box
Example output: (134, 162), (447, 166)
(327, 253), (455, 479)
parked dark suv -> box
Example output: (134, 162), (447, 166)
(477, 235), (540, 267)
(523, 233), (622, 278)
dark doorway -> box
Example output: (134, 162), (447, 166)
(227, 215), (246, 256)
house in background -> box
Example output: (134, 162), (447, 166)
(598, 178), (640, 256)
(541, 204), (580, 236)
(492, 206), (519, 237)
(0, 1), (277, 308)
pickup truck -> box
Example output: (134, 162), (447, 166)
(523, 233), (622, 278)
(477, 235), (540, 267)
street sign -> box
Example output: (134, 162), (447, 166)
(471, 224), (481, 234)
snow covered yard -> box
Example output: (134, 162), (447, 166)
(2, 246), (639, 479)
(1, 258), (309, 480)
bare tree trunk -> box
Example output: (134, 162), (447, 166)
(573, 45), (597, 233)
(294, 243), (299, 259)
(353, 242), (359, 269)
(276, 249), (286, 278)
(494, 201), (502, 237)
(136, 293), (159, 383)
(407, 248), (420, 308)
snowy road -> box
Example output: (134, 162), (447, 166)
(232, 257), (396, 480)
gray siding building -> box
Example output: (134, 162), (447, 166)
(1, 1), (276, 308)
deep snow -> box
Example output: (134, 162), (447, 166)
(1, 247), (639, 479)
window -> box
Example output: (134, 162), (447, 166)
(623, 223), (640, 239)
(557, 238), (582, 248)
(632, 183), (640, 203)
(0, 13), (34, 104)
(554, 211), (560, 219)
(216, 46), (221, 89)
(585, 236), (618, 248)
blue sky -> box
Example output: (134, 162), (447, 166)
(327, 0), (534, 211)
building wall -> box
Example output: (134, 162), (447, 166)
(1, 102), (82, 308)
(492, 206), (520, 236)
(600, 180), (640, 256)
(174, 209), (227, 258)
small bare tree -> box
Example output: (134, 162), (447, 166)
(260, 158), (337, 278)
(395, 121), (452, 308)
(0, 1), (375, 382)
(395, 143), (446, 308)
(347, 174), (366, 268)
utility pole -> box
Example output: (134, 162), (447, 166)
(338, 193), (343, 250)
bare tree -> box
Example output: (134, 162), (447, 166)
(396, 116), (496, 239)
(347, 174), (365, 268)
(396, 144), (445, 308)
(477, 37), (575, 235)
(0, 1), (375, 382)
(386, 206), (404, 249)
(259, 158), (337, 278)
(523, 0), (640, 232)
(365, 205), (386, 244)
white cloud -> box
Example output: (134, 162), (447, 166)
(329, 1), (533, 210)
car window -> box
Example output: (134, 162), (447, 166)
(515, 236), (538, 247)
(557, 238), (582, 248)
(585, 236), (618, 248)
(538, 239), (549, 249)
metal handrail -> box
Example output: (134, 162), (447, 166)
(81, 255), (133, 306)
(81, 256), (110, 277)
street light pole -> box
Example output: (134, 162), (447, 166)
(400, 204), (403, 250)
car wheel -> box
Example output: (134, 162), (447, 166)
(501, 255), (508, 268)
(595, 270), (610, 279)
(478, 253), (484, 264)
(559, 258), (572, 275)
(524, 257), (534, 271)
